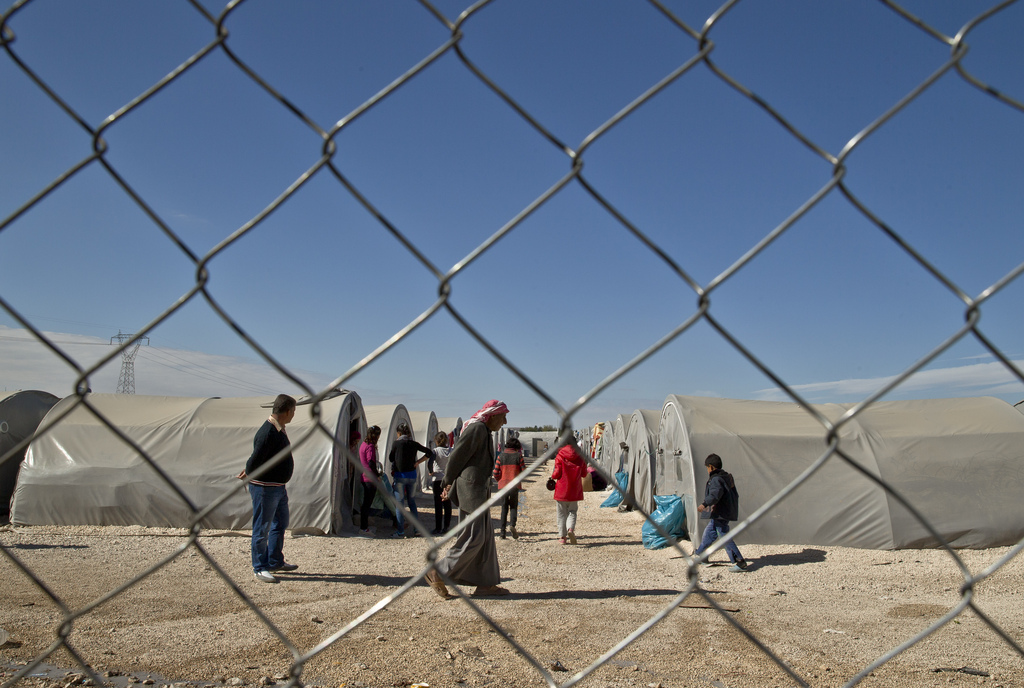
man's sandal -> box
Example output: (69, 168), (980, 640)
(471, 585), (510, 597)
(425, 569), (453, 599)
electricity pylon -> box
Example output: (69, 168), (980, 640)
(111, 331), (149, 394)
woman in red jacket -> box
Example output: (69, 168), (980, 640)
(551, 443), (587, 544)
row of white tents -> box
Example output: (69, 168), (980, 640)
(3, 390), (1024, 550)
(3, 390), (466, 534)
(582, 395), (1024, 550)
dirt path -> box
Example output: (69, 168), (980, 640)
(2, 470), (1023, 688)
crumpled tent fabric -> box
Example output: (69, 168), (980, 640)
(623, 409), (660, 514)
(12, 392), (364, 533)
(657, 394), (1024, 550)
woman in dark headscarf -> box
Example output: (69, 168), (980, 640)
(425, 400), (510, 599)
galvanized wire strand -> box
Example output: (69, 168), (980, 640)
(572, 173), (703, 293)
(323, 166), (445, 283)
(3, 1), (1024, 685)
(836, 311), (981, 422)
(442, 302), (567, 415)
(705, 171), (845, 294)
(570, 305), (708, 416)
(837, 184), (975, 306)
(844, 596), (976, 688)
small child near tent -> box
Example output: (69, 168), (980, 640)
(493, 437), (525, 539)
(695, 453), (749, 571)
(551, 443), (587, 544)
(427, 431), (453, 535)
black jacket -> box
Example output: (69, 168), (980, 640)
(389, 436), (431, 474)
(702, 468), (739, 521)
(244, 421), (294, 484)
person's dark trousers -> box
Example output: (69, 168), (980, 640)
(359, 481), (377, 531)
(499, 490), (519, 533)
(695, 518), (743, 564)
(249, 483), (289, 572)
(431, 480), (451, 532)
(393, 472), (419, 534)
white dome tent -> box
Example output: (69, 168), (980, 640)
(0, 390), (60, 522)
(12, 391), (365, 533)
(656, 394), (1024, 550)
(588, 422), (610, 473)
(363, 404), (414, 478)
(435, 416), (463, 444)
(407, 410), (439, 493)
(622, 409), (660, 514)
(609, 414), (631, 474)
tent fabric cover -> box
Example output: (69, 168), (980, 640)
(657, 394), (1024, 550)
(609, 415), (630, 475)
(363, 404), (413, 477)
(0, 390), (61, 520)
(623, 409), (660, 514)
(12, 392), (362, 532)
(407, 410), (438, 493)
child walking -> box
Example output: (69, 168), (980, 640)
(695, 453), (749, 571)
(427, 431), (453, 535)
(552, 443), (587, 544)
(493, 437), (525, 539)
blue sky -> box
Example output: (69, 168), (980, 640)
(2, 0), (1022, 428)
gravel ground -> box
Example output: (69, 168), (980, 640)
(2, 470), (1023, 688)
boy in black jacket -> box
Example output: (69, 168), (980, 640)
(694, 453), (749, 571)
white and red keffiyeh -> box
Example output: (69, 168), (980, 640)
(462, 399), (509, 432)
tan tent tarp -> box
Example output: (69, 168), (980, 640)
(657, 395), (1024, 550)
(623, 409), (659, 514)
(11, 392), (364, 533)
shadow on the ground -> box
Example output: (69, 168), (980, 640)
(667, 547), (827, 570)
(269, 572), (686, 602)
(481, 587), (682, 601)
(3, 542), (90, 551)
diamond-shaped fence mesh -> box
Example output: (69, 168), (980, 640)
(2, 1), (1024, 687)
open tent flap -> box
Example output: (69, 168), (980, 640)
(0, 390), (61, 520)
(624, 409), (660, 514)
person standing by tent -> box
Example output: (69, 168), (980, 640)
(389, 423), (432, 538)
(427, 431), (453, 535)
(425, 400), (510, 599)
(695, 453), (749, 572)
(493, 436), (525, 539)
(357, 425), (384, 536)
(241, 394), (298, 583)
(551, 442), (587, 544)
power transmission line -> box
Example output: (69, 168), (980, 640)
(110, 331), (149, 394)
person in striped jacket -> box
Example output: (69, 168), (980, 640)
(493, 437), (525, 539)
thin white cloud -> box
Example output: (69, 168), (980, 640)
(755, 359), (1024, 403)
(0, 326), (330, 398)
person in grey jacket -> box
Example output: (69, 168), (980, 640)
(694, 453), (749, 572)
(425, 400), (510, 599)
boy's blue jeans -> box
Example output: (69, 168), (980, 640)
(695, 518), (743, 563)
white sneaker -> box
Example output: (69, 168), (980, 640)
(254, 570), (277, 583)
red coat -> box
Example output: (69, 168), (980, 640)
(551, 445), (587, 502)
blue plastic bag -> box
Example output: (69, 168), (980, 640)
(600, 471), (629, 508)
(641, 494), (688, 550)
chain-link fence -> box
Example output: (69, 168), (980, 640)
(3, 1), (1024, 687)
